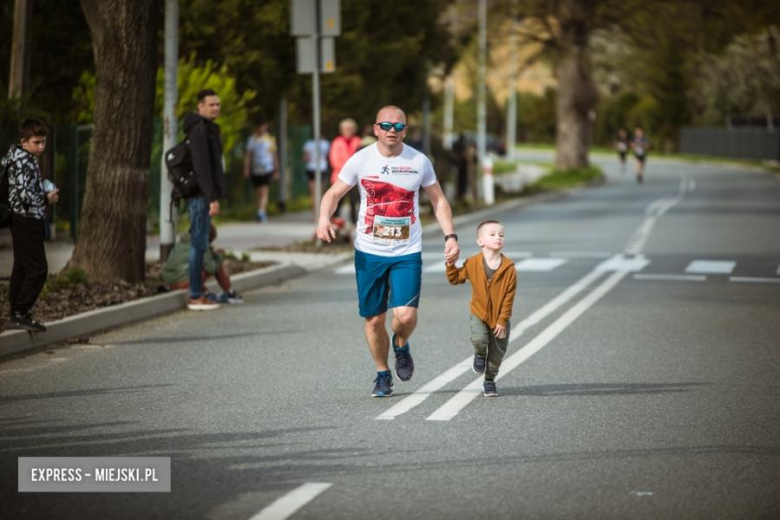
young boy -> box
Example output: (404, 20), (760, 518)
(2, 119), (59, 332)
(446, 220), (517, 396)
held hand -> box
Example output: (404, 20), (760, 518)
(209, 201), (220, 217)
(444, 237), (459, 264)
(46, 189), (60, 205)
(315, 218), (337, 243)
(273, 170), (280, 182)
(493, 324), (507, 339)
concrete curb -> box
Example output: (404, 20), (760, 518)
(0, 262), (306, 359)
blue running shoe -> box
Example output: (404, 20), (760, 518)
(372, 371), (394, 397)
(473, 354), (486, 374)
(392, 334), (414, 381)
(483, 380), (498, 397)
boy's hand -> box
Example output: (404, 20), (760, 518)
(209, 201), (220, 217)
(493, 324), (507, 339)
(46, 188), (60, 205)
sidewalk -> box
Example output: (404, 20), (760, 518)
(0, 209), (329, 277)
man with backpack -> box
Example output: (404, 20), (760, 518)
(181, 89), (226, 311)
(1, 119), (59, 331)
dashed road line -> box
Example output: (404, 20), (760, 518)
(248, 483), (332, 520)
(516, 258), (567, 272)
(685, 260), (736, 275)
(634, 274), (707, 282)
(730, 276), (780, 284)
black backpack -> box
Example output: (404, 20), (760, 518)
(165, 138), (201, 203)
(0, 162), (10, 228)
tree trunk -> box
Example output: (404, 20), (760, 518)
(554, 0), (598, 170)
(69, 0), (158, 282)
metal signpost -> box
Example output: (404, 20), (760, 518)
(291, 0), (339, 225)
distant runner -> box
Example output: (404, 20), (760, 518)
(615, 128), (628, 173)
(630, 126), (650, 184)
(315, 105), (460, 397)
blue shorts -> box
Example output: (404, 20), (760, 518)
(354, 250), (422, 318)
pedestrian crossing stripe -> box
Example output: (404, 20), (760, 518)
(515, 258), (567, 272)
(685, 260), (736, 275)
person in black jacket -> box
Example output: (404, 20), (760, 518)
(182, 89), (226, 310)
(2, 119), (59, 331)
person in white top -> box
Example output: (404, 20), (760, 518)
(303, 136), (330, 220)
(316, 105), (460, 397)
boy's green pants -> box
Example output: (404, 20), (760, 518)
(470, 314), (510, 381)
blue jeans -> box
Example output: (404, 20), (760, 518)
(188, 197), (211, 299)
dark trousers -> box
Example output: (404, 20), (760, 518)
(9, 215), (48, 316)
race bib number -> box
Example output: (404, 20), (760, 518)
(372, 215), (411, 244)
(634, 146), (644, 156)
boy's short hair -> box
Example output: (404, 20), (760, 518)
(477, 220), (502, 236)
(19, 119), (48, 141)
(197, 89), (218, 103)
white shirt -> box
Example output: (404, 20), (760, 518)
(303, 139), (330, 171)
(338, 143), (437, 257)
(246, 134), (276, 174)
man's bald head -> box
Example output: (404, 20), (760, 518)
(375, 105), (406, 123)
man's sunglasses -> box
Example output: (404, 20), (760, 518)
(375, 121), (407, 132)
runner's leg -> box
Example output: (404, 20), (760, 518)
(365, 313), (390, 371)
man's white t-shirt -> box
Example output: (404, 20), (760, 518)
(338, 143), (437, 257)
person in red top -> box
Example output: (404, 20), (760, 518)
(329, 118), (362, 225)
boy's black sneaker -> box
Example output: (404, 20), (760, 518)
(483, 380), (498, 397)
(473, 354), (486, 374)
(372, 371), (394, 398)
(7, 313), (46, 332)
(392, 334), (414, 381)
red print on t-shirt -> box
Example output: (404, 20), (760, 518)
(361, 179), (416, 234)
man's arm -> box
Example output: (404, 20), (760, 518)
(188, 122), (216, 202)
(423, 181), (459, 264)
(315, 179), (353, 242)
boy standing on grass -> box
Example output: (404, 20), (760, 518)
(2, 119), (59, 332)
(446, 220), (517, 397)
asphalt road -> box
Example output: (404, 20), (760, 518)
(2, 154), (779, 519)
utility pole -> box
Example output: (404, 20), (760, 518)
(8, 0), (32, 99)
(292, 0), (339, 226)
(477, 0), (493, 204)
(506, 0), (519, 162)
(159, 0), (178, 262)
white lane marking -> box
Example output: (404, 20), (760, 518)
(685, 260), (736, 274)
(516, 258), (567, 272)
(335, 264), (355, 275)
(376, 267), (607, 420)
(597, 254), (650, 273)
(730, 276), (780, 284)
(629, 181), (687, 254)
(427, 271), (628, 421)
(248, 483), (332, 520)
(503, 251), (534, 258)
(634, 274), (707, 282)
(423, 263), (447, 273)
(624, 216), (656, 255)
(550, 251), (613, 259)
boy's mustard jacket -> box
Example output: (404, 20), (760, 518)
(446, 253), (517, 328)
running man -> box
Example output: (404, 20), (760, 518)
(615, 128), (628, 173)
(630, 126), (650, 184)
(316, 105), (460, 397)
